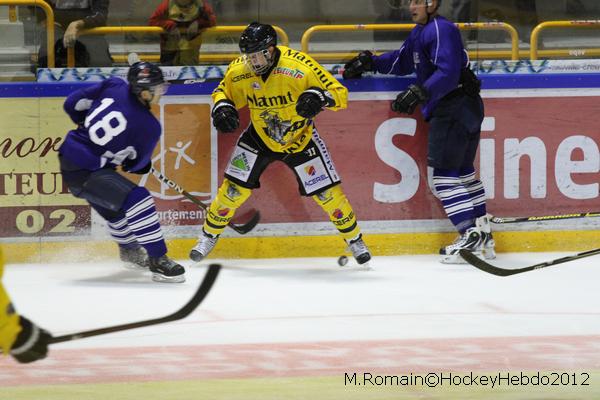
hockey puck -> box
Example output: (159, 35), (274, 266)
(337, 255), (349, 266)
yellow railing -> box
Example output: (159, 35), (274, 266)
(68, 25), (290, 68)
(301, 22), (520, 61)
(530, 20), (600, 60)
(3, 9), (600, 71)
(0, 0), (55, 67)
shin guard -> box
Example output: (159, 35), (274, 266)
(460, 166), (487, 218)
(204, 179), (252, 236)
(312, 185), (360, 241)
(432, 168), (476, 233)
(122, 187), (167, 258)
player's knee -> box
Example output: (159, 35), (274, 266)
(216, 179), (252, 209)
(312, 185), (346, 210)
(123, 186), (151, 208)
(432, 169), (462, 192)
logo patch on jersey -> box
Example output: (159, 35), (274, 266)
(233, 72), (253, 82)
(295, 158), (331, 193)
(283, 48), (334, 89)
(252, 82), (261, 90)
(272, 67), (305, 79)
(413, 51), (420, 64)
(231, 153), (250, 171)
(217, 207), (230, 217)
(226, 183), (241, 200)
(247, 92), (294, 108)
(225, 147), (257, 182)
(333, 209), (344, 219)
(260, 109), (293, 144)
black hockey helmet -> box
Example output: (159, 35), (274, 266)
(239, 22), (277, 54)
(239, 22), (277, 75)
(127, 61), (165, 95)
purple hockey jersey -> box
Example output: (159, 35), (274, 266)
(59, 77), (161, 172)
(372, 15), (469, 119)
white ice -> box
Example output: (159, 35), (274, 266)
(4, 252), (600, 351)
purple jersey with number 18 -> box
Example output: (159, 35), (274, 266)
(59, 77), (161, 172)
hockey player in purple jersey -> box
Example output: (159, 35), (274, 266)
(58, 61), (185, 282)
(343, 0), (495, 263)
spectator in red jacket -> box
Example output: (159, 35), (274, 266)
(149, 0), (217, 66)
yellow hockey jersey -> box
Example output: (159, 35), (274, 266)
(212, 45), (348, 153)
(0, 247), (21, 356)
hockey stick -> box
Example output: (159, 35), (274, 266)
(490, 211), (600, 224)
(459, 249), (600, 277)
(149, 167), (260, 235)
(49, 264), (221, 344)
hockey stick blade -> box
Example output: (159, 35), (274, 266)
(490, 211), (600, 224)
(459, 249), (600, 277)
(149, 167), (260, 235)
(49, 264), (221, 344)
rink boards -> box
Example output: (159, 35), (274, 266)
(1, 68), (600, 262)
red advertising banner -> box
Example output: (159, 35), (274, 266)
(226, 93), (600, 223)
(1, 91), (599, 240)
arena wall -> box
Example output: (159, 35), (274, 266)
(1, 62), (599, 263)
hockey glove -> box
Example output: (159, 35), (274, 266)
(10, 316), (51, 364)
(342, 51), (374, 80)
(296, 87), (335, 119)
(211, 100), (239, 133)
(391, 84), (429, 114)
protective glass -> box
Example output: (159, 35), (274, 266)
(242, 49), (272, 75)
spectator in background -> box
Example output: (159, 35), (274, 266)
(450, 0), (475, 22)
(515, 0), (537, 41)
(450, 0), (478, 40)
(373, 0), (412, 43)
(149, 0), (217, 66)
(33, 0), (112, 69)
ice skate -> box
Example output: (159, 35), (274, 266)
(439, 227), (483, 264)
(476, 215), (496, 260)
(148, 255), (185, 283)
(345, 234), (372, 267)
(119, 245), (150, 270)
(190, 230), (219, 262)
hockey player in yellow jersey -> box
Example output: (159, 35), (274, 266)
(190, 22), (371, 265)
(0, 246), (52, 363)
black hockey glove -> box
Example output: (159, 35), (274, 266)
(296, 87), (335, 119)
(391, 84), (429, 114)
(122, 159), (151, 174)
(342, 50), (374, 80)
(211, 100), (239, 133)
(10, 316), (52, 364)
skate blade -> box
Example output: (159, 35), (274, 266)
(152, 273), (186, 283)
